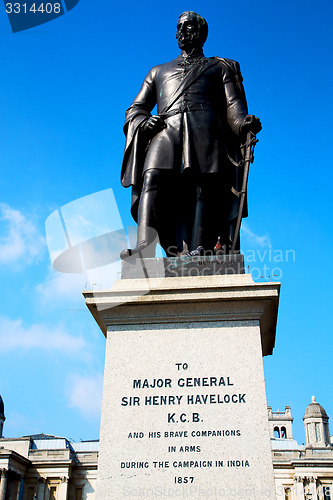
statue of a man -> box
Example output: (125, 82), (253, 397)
(120, 11), (261, 259)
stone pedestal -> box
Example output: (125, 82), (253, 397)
(84, 273), (280, 499)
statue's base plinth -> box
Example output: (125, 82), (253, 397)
(84, 273), (279, 499)
(121, 254), (245, 279)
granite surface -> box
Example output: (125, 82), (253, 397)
(84, 274), (279, 499)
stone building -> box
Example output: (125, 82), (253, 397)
(0, 395), (332, 499)
(270, 397), (333, 499)
(0, 395), (97, 500)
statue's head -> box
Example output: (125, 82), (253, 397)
(176, 11), (208, 51)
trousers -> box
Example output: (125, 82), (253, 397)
(136, 168), (237, 255)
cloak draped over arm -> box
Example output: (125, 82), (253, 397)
(120, 68), (158, 221)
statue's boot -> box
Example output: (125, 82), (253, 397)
(119, 226), (157, 260)
(120, 170), (159, 260)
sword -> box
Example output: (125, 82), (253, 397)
(230, 130), (258, 253)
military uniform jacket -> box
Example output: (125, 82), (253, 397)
(121, 53), (248, 222)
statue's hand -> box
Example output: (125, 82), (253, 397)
(142, 115), (166, 135)
(240, 115), (262, 136)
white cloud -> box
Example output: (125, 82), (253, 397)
(36, 267), (87, 306)
(0, 316), (86, 353)
(66, 373), (103, 419)
(0, 204), (45, 266)
(36, 261), (121, 308)
(241, 222), (272, 248)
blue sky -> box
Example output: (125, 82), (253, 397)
(0, 0), (332, 444)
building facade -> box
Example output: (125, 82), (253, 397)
(0, 395), (97, 500)
(0, 396), (332, 499)
(270, 397), (333, 500)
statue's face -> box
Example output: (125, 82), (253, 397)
(176, 13), (201, 50)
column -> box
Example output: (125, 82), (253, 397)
(6, 477), (14, 500)
(44, 481), (50, 500)
(16, 476), (24, 500)
(37, 478), (46, 500)
(0, 470), (8, 500)
(317, 482), (325, 500)
(294, 476), (305, 500)
(58, 477), (68, 500)
(308, 476), (318, 499)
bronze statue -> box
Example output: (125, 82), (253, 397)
(120, 11), (261, 259)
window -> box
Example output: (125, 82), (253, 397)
(323, 486), (331, 499)
(315, 423), (321, 442)
(281, 426), (287, 438)
(307, 423), (314, 443)
(284, 487), (291, 500)
(27, 487), (35, 500)
(50, 487), (57, 500)
(76, 488), (83, 500)
(324, 423), (330, 443)
(274, 426), (280, 438)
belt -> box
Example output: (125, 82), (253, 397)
(159, 103), (213, 119)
